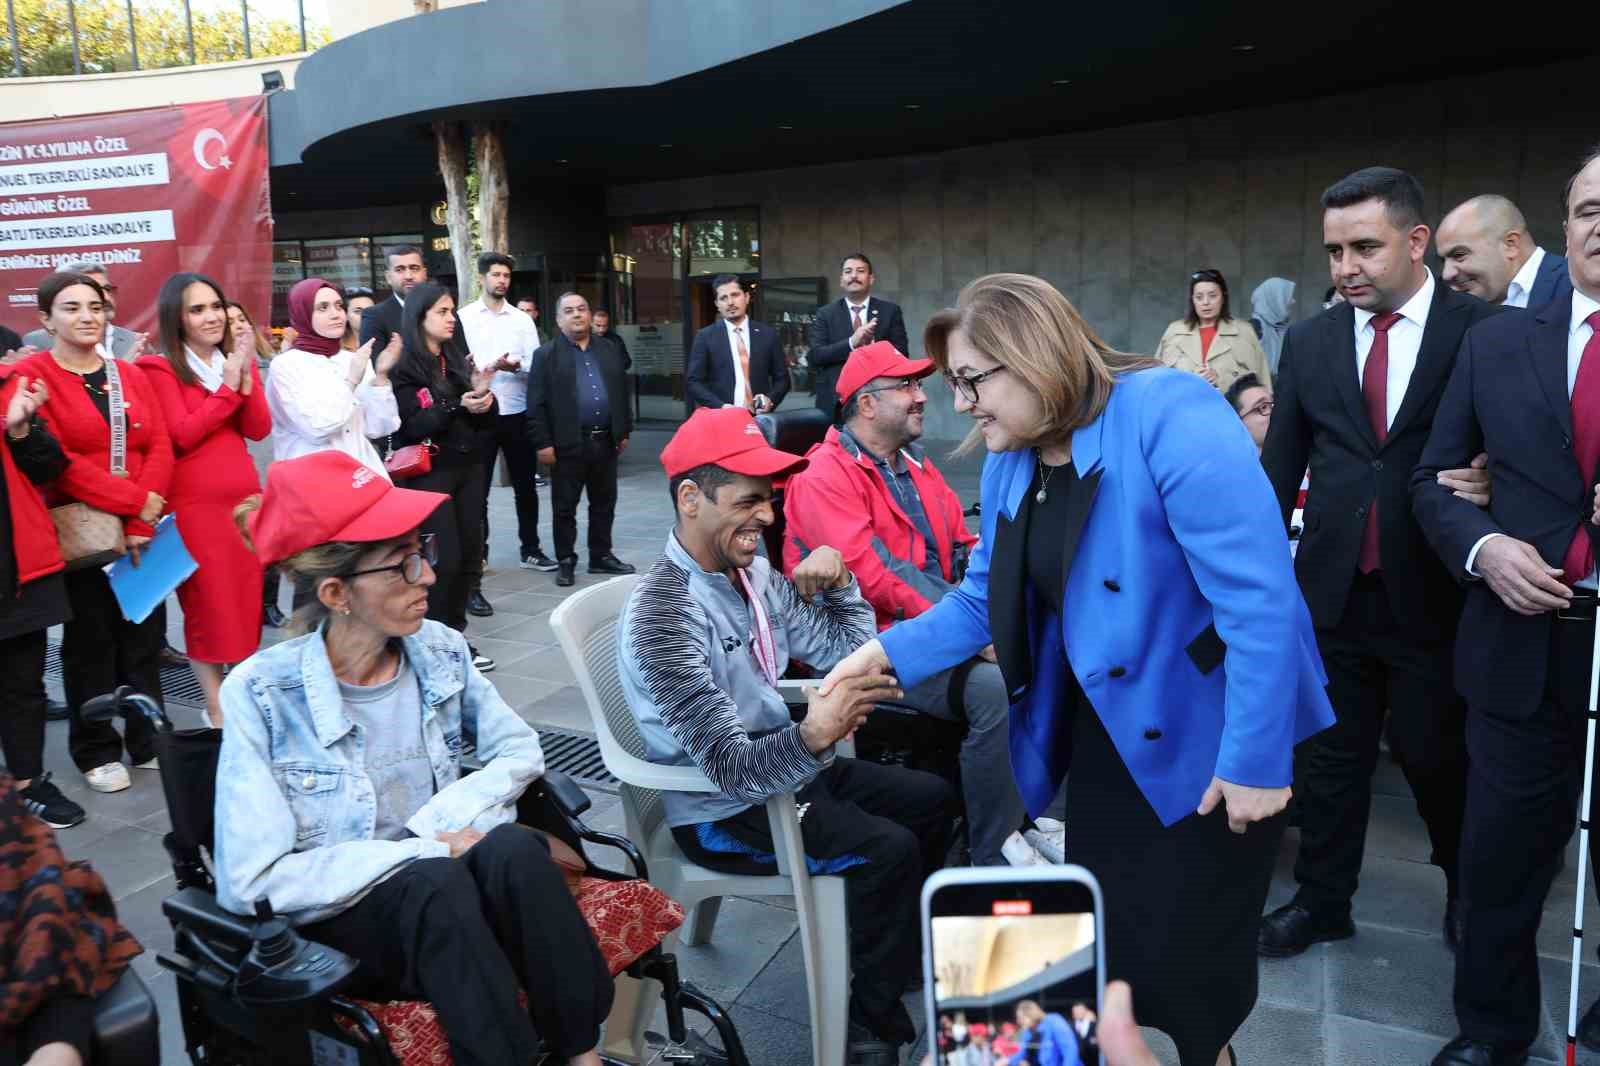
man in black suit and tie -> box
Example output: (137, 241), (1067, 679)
(1259, 167), (1501, 961)
(1437, 194), (1573, 311)
(1413, 147), (1600, 1066)
(526, 291), (636, 588)
(358, 245), (429, 353)
(685, 275), (790, 412)
(807, 253), (910, 421)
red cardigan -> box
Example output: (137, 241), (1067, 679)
(19, 352), (173, 539)
(0, 366), (65, 587)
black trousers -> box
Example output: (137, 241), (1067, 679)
(0, 628), (48, 781)
(61, 567), (160, 772)
(1293, 572), (1468, 913)
(305, 825), (613, 1065)
(404, 459), (487, 633)
(1455, 611), (1600, 1048)
(551, 434), (618, 564)
(674, 758), (954, 1043)
(478, 412), (545, 576)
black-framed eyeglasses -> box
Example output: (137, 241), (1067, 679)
(858, 377), (923, 398)
(347, 534), (438, 584)
(943, 365), (1009, 405)
(1243, 398), (1275, 418)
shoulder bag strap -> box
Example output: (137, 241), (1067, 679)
(101, 356), (128, 477)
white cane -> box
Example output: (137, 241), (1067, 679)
(1566, 604), (1600, 1066)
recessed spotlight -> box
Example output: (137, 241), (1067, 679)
(778, 124), (794, 131)
(1051, 78), (1071, 86)
(658, 143), (673, 148)
(556, 158), (569, 164)
(1233, 43), (1255, 52)
(903, 103), (921, 111)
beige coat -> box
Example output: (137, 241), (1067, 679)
(1154, 318), (1272, 394)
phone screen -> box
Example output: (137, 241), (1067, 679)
(926, 875), (1101, 1066)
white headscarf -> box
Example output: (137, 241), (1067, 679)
(1251, 278), (1296, 376)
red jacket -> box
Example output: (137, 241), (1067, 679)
(136, 354), (270, 505)
(0, 366), (65, 588)
(782, 426), (977, 630)
(19, 352), (173, 539)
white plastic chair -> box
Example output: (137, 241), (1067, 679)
(550, 575), (851, 1066)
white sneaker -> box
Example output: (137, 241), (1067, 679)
(85, 762), (131, 793)
(1001, 830), (1048, 866)
(1024, 826), (1065, 864)
(133, 757), (160, 770)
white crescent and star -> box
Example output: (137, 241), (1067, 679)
(192, 128), (233, 172)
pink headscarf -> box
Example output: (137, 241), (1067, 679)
(287, 277), (343, 357)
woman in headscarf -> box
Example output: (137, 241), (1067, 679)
(1249, 278), (1296, 378)
(265, 277), (402, 478)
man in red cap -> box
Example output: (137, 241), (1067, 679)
(616, 406), (954, 1060)
(781, 341), (1033, 867)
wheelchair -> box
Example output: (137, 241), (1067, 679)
(82, 686), (749, 1066)
(758, 407), (974, 862)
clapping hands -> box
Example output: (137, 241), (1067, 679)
(4, 375), (48, 437)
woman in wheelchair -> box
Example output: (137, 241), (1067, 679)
(214, 450), (613, 1066)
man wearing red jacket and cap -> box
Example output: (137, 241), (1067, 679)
(782, 341), (1030, 866)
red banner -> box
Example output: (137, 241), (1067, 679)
(0, 96), (272, 342)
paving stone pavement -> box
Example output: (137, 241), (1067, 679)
(34, 427), (1600, 1064)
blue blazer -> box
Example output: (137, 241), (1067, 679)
(879, 368), (1333, 826)
(1528, 250), (1571, 312)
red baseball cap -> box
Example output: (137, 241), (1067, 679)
(659, 407), (810, 480)
(834, 340), (934, 404)
(249, 452), (448, 568)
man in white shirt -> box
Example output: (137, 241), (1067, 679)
(1437, 194), (1572, 309)
(458, 254), (557, 601)
(1413, 146), (1600, 1066)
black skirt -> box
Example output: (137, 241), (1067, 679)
(1065, 681), (1285, 1064)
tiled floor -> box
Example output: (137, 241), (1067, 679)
(40, 428), (1600, 1064)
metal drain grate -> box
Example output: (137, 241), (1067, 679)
(537, 727), (618, 793)
(45, 639), (208, 709)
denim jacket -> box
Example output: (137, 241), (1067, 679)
(213, 619), (546, 925)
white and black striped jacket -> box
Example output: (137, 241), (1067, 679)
(617, 533), (876, 827)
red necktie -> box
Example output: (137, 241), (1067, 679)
(1559, 310), (1600, 585)
(1358, 311), (1402, 573)
(852, 306), (863, 333)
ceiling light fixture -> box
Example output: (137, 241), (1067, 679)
(1233, 43), (1256, 52)
(658, 143), (673, 149)
(1052, 78), (1071, 86)
(903, 103), (921, 111)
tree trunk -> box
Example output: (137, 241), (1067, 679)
(433, 120), (475, 303)
(474, 122), (510, 257)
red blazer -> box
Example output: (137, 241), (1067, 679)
(136, 354), (270, 504)
(781, 426), (977, 630)
(0, 366), (65, 587)
(19, 352), (173, 539)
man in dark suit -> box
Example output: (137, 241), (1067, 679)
(526, 291), (635, 588)
(358, 245), (429, 353)
(1413, 147), (1600, 1066)
(1259, 167), (1502, 961)
(807, 253), (910, 421)
(685, 275), (790, 412)
(1437, 194), (1572, 310)
(592, 308), (631, 370)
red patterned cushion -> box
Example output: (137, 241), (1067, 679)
(576, 875), (685, 975)
(335, 878), (684, 1065)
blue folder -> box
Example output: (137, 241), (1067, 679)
(103, 514), (199, 624)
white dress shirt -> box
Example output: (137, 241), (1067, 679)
(845, 297), (872, 349)
(266, 345), (400, 481)
(723, 317), (752, 407)
(1465, 287), (1600, 586)
(1503, 246), (1547, 310)
(458, 297), (538, 415)
(1353, 268), (1434, 430)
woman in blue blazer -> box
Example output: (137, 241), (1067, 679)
(825, 274), (1334, 1066)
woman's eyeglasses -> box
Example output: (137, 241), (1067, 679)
(943, 365), (1009, 405)
(347, 534), (438, 585)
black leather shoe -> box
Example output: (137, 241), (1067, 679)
(1445, 895), (1463, 952)
(1579, 996), (1600, 1050)
(556, 561), (576, 587)
(466, 591), (494, 617)
(1430, 1035), (1528, 1065)
(589, 553), (637, 575)
(1257, 902), (1354, 958)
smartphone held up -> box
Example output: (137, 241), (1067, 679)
(923, 866), (1105, 1066)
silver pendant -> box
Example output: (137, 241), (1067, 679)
(1035, 488), (1048, 504)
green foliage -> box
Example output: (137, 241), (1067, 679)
(0, 0), (331, 77)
